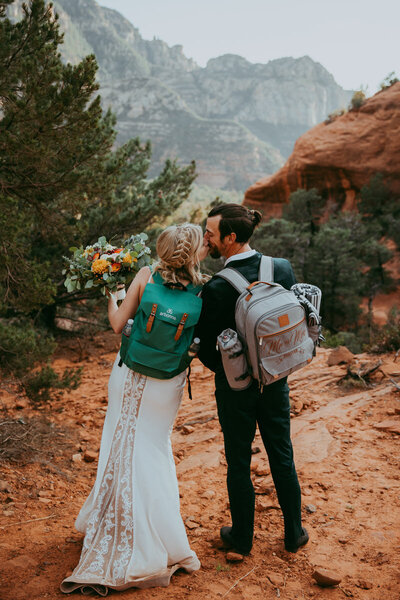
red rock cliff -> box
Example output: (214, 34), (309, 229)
(244, 82), (400, 218)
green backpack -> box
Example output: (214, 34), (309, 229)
(119, 271), (203, 379)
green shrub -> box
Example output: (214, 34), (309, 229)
(380, 72), (399, 90)
(22, 365), (83, 404)
(0, 320), (56, 377)
(325, 108), (347, 124)
(322, 330), (363, 354)
(0, 320), (82, 404)
(349, 90), (366, 110)
(366, 308), (400, 353)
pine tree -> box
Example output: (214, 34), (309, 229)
(358, 173), (400, 248)
(0, 0), (196, 398)
(283, 188), (326, 237)
(252, 189), (394, 333)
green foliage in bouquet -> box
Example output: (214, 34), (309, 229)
(63, 234), (151, 295)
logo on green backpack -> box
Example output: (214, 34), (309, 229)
(160, 308), (177, 321)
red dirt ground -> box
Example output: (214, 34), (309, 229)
(1, 332), (399, 600)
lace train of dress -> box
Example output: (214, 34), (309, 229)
(60, 354), (200, 595)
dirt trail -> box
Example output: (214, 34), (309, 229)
(1, 333), (399, 600)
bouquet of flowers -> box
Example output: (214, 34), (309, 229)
(63, 234), (151, 295)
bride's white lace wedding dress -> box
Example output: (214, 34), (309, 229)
(60, 354), (200, 596)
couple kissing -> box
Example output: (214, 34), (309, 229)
(61, 203), (308, 596)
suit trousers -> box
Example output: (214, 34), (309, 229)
(215, 376), (302, 553)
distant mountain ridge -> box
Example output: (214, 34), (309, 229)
(8, 0), (353, 189)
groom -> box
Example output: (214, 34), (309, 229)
(196, 203), (308, 556)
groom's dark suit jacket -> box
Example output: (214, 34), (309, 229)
(196, 252), (296, 387)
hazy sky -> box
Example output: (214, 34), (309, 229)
(99, 0), (398, 93)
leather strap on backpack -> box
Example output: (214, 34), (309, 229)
(146, 303), (158, 333)
(174, 313), (189, 341)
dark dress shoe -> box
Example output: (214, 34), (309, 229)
(284, 527), (309, 552)
(220, 526), (251, 556)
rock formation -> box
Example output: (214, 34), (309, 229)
(8, 0), (352, 189)
(244, 83), (400, 217)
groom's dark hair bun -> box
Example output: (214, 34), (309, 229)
(208, 203), (263, 243)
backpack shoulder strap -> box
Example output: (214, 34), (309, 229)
(152, 270), (163, 284)
(215, 267), (250, 294)
(187, 283), (203, 296)
(258, 256), (274, 283)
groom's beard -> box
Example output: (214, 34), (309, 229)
(209, 246), (222, 259)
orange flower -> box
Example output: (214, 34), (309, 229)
(92, 252), (100, 260)
(111, 263), (122, 272)
(123, 253), (133, 264)
(91, 259), (109, 274)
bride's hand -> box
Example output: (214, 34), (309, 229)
(106, 285), (125, 301)
(198, 241), (210, 262)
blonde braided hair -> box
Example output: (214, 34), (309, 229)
(154, 223), (210, 286)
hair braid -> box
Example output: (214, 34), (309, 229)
(170, 227), (192, 267)
(154, 223), (210, 286)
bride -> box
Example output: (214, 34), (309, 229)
(61, 223), (209, 596)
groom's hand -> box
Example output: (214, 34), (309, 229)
(198, 240), (210, 261)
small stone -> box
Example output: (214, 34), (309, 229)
(255, 465), (269, 476)
(254, 484), (274, 496)
(327, 346), (354, 366)
(38, 498), (51, 504)
(72, 453), (82, 463)
(312, 568), (342, 587)
(293, 400), (303, 414)
(251, 446), (261, 454)
(267, 573), (284, 587)
(374, 420), (400, 435)
(83, 450), (97, 463)
(338, 538), (349, 544)
(305, 504), (317, 513)
(386, 408), (396, 416)
(356, 579), (373, 590)
(201, 490), (216, 499)
(15, 399), (28, 409)
(3, 509), (14, 517)
(226, 552), (244, 562)
(257, 497), (279, 511)
(185, 520), (200, 530)
(251, 460), (260, 473)
(0, 481), (10, 493)
(182, 425), (195, 435)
